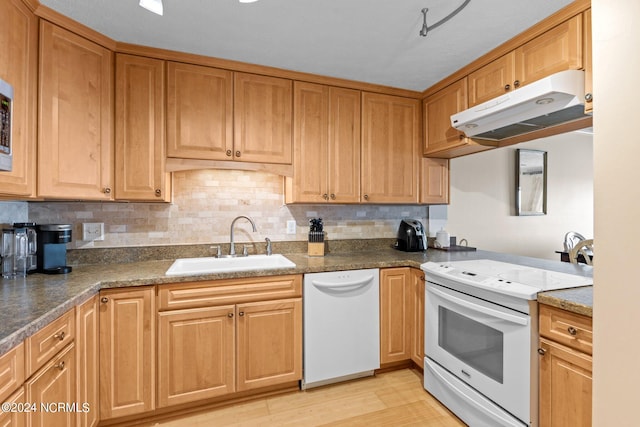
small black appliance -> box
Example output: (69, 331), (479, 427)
(394, 219), (427, 252)
(36, 224), (72, 274)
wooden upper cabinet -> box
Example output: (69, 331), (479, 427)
(234, 72), (292, 164)
(115, 54), (170, 202)
(166, 62), (233, 161)
(361, 92), (419, 204)
(0, 0), (38, 198)
(468, 52), (516, 107)
(515, 15), (582, 88)
(583, 9), (592, 114)
(38, 21), (114, 200)
(420, 158), (449, 204)
(286, 82), (360, 203)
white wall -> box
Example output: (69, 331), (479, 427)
(593, 1), (640, 425)
(442, 132), (593, 259)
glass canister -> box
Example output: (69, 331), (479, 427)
(13, 227), (28, 278)
(1, 228), (15, 278)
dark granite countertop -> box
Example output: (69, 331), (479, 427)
(0, 245), (593, 356)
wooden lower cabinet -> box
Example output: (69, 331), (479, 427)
(236, 299), (302, 391)
(25, 343), (76, 427)
(99, 287), (155, 420)
(410, 269), (425, 368)
(380, 268), (412, 364)
(76, 296), (99, 427)
(157, 305), (235, 407)
(538, 304), (592, 427)
(157, 298), (302, 407)
(539, 338), (592, 427)
(0, 387), (26, 427)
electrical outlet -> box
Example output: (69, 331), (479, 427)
(82, 222), (104, 241)
(286, 220), (296, 234)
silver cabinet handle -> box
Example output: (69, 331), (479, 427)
(227, 312), (234, 318)
(585, 93), (593, 102)
(101, 297), (109, 303)
(537, 348), (546, 355)
(238, 311), (245, 316)
(54, 361), (65, 371)
(568, 326), (578, 336)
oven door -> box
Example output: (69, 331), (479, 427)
(425, 281), (532, 423)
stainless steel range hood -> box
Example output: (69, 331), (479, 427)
(451, 70), (590, 141)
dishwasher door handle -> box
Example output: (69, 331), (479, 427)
(311, 275), (375, 291)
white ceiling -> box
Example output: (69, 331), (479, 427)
(39, 0), (574, 92)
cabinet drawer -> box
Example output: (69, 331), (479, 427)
(26, 309), (75, 377)
(158, 274), (302, 311)
(539, 304), (592, 355)
(0, 343), (25, 404)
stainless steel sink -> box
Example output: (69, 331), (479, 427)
(165, 254), (296, 276)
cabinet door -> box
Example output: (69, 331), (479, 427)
(288, 83), (360, 203)
(99, 287), (155, 419)
(157, 306), (235, 407)
(236, 299), (302, 391)
(26, 343), (76, 427)
(0, 387), (25, 427)
(420, 158), (449, 204)
(410, 269), (425, 368)
(290, 82), (329, 203)
(38, 21), (113, 200)
(468, 52), (516, 107)
(115, 54), (170, 202)
(0, 343), (24, 405)
(234, 72), (292, 164)
(380, 268), (412, 364)
(166, 62), (233, 161)
(515, 15), (582, 88)
(328, 87), (361, 203)
(583, 9), (592, 114)
(76, 296), (98, 427)
(423, 78), (468, 156)
(361, 93), (419, 204)
(0, 0), (37, 198)
(539, 338), (592, 427)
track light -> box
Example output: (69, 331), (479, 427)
(139, 0), (163, 16)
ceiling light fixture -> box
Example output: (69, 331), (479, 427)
(139, 0), (163, 15)
(239, 0), (259, 3)
(420, 0), (471, 37)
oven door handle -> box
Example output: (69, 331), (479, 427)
(311, 275), (374, 291)
(429, 285), (528, 326)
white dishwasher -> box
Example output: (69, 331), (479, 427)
(302, 268), (380, 389)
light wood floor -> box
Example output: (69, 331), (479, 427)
(147, 369), (466, 426)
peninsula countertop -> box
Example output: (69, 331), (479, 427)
(0, 247), (593, 356)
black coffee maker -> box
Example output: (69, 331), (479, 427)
(393, 219), (427, 252)
(36, 224), (73, 274)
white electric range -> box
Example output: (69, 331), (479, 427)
(421, 259), (592, 427)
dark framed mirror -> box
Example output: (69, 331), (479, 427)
(516, 149), (547, 216)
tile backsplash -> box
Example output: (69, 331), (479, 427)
(23, 170), (428, 249)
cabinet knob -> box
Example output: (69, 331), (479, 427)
(100, 297), (109, 303)
(330, 193), (336, 200)
(585, 93), (593, 102)
(567, 326), (578, 336)
(363, 194), (369, 201)
(322, 193), (329, 200)
(504, 84), (511, 91)
(155, 189), (161, 197)
(226, 150), (232, 157)
(514, 80), (521, 88)
(54, 361), (65, 371)
(227, 312), (234, 318)
(537, 348), (546, 356)
(235, 150), (241, 158)
(239, 311), (245, 316)
(53, 331), (65, 341)
(103, 187), (111, 194)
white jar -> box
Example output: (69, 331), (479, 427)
(436, 229), (450, 248)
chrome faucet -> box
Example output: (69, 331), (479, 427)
(229, 216), (257, 257)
